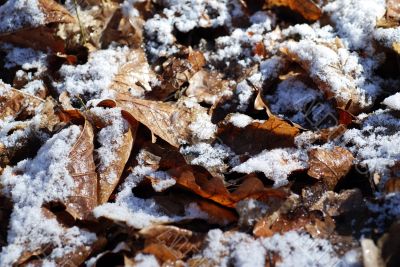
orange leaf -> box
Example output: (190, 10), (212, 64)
(218, 115), (300, 155)
(266, 0), (322, 21)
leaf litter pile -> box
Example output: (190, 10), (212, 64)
(2, 0), (400, 266)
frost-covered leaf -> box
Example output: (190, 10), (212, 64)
(0, 0), (74, 35)
(109, 48), (156, 98)
(65, 120), (97, 220)
(87, 107), (137, 204)
(102, 97), (216, 147)
(218, 114), (300, 155)
(307, 146), (354, 190)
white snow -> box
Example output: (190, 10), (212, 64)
(0, 0), (45, 34)
(189, 111), (217, 141)
(0, 125), (97, 266)
(54, 46), (130, 99)
(383, 92), (400, 110)
(260, 231), (340, 267)
(89, 107), (128, 183)
(323, 0), (386, 52)
(233, 148), (308, 187)
(229, 113), (253, 128)
(341, 110), (400, 184)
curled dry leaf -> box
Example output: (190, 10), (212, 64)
(0, 0), (73, 52)
(100, 97), (213, 147)
(265, 0), (322, 21)
(169, 165), (286, 208)
(109, 48), (156, 98)
(0, 82), (44, 120)
(218, 114), (300, 155)
(100, 8), (144, 49)
(307, 146), (354, 190)
(139, 225), (204, 262)
(65, 120), (98, 220)
(186, 69), (231, 105)
(0, 0), (74, 36)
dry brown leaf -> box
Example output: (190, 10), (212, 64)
(109, 49), (156, 97)
(99, 97), (213, 147)
(100, 7), (144, 48)
(186, 69), (231, 105)
(86, 109), (137, 204)
(266, 0), (322, 21)
(65, 120), (98, 220)
(139, 225), (204, 262)
(218, 114), (300, 155)
(169, 165), (286, 209)
(37, 0), (75, 24)
(307, 146), (354, 190)
(0, 83), (44, 120)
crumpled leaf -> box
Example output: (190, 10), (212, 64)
(100, 7), (144, 49)
(99, 97), (214, 147)
(186, 69), (231, 105)
(218, 114), (300, 155)
(168, 165), (287, 208)
(0, 0), (74, 52)
(0, 82), (44, 120)
(307, 146), (354, 190)
(65, 120), (98, 220)
(148, 50), (205, 100)
(109, 48), (156, 98)
(139, 225), (204, 263)
(265, 0), (322, 21)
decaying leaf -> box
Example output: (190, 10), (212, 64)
(186, 69), (231, 105)
(109, 48), (156, 98)
(218, 114), (300, 155)
(65, 120), (97, 220)
(139, 225), (204, 262)
(169, 165), (286, 208)
(307, 146), (354, 190)
(0, 82), (44, 120)
(265, 0), (322, 21)
(100, 97), (214, 147)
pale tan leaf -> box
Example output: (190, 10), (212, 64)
(109, 49), (156, 98)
